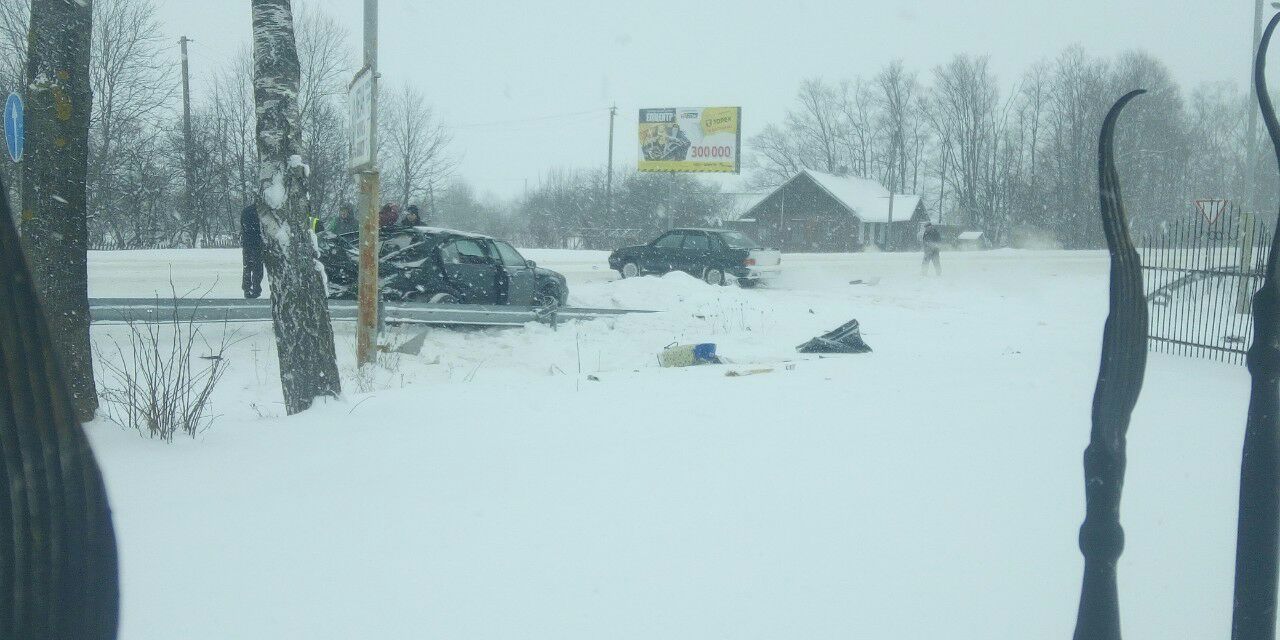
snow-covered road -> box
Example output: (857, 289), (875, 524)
(83, 248), (1250, 639)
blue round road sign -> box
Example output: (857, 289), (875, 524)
(4, 92), (22, 163)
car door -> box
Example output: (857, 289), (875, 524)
(679, 231), (714, 275)
(437, 237), (501, 303)
(490, 240), (537, 306)
(646, 231), (685, 274)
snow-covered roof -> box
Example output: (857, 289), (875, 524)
(725, 192), (766, 219)
(799, 169), (922, 223)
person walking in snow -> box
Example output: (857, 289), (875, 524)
(921, 222), (942, 276)
(331, 201), (359, 236)
(241, 204), (265, 298)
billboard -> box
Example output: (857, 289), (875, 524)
(638, 107), (740, 173)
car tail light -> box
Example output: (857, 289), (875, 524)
(743, 257), (756, 266)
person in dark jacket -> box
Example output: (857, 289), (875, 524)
(241, 204), (265, 298)
(331, 202), (359, 236)
(921, 222), (942, 276)
(403, 205), (423, 227)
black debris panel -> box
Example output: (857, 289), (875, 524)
(796, 319), (872, 354)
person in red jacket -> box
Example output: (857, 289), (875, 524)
(378, 203), (400, 228)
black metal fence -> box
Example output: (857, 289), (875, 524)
(1140, 207), (1271, 364)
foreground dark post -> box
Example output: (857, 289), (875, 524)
(1232, 13), (1280, 640)
(21, 0), (98, 420)
(251, 0), (342, 413)
(1073, 88), (1147, 640)
(0, 176), (119, 637)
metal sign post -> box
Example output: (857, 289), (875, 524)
(351, 0), (380, 369)
(4, 92), (23, 163)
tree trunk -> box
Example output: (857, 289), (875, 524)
(251, 0), (341, 414)
(21, 0), (97, 421)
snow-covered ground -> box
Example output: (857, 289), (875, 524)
(84, 248), (1250, 639)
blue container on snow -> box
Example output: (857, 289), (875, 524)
(692, 343), (717, 363)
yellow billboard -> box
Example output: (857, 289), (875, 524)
(638, 107), (741, 173)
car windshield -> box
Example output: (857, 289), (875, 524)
(719, 231), (761, 249)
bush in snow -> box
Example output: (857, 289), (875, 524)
(96, 295), (239, 442)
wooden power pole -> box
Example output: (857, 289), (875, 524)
(179, 36), (196, 242)
(355, 0), (381, 369)
(605, 104), (616, 220)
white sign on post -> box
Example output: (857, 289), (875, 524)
(348, 66), (375, 172)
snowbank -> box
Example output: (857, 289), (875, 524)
(83, 249), (1250, 639)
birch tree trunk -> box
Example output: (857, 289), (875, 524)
(21, 0), (97, 421)
(251, 0), (341, 414)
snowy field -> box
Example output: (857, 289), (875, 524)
(84, 248), (1251, 639)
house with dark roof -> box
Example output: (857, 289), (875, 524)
(734, 169), (929, 252)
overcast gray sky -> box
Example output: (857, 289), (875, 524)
(157, 0), (1253, 199)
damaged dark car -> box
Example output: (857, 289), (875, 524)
(318, 227), (569, 307)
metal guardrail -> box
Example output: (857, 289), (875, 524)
(89, 298), (655, 328)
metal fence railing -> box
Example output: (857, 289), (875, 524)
(88, 236), (241, 251)
(1140, 208), (1271, 365)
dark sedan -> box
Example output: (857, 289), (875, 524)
(608, 228), (781, 286)
(319, 226), (569, 307)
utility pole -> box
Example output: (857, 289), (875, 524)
(605, 104), (616, 220)
(1250, 0), (1265, 213)
(179, 36), (195, 242)
(887, 191), (895, 251)
(355, 0), (380, 368)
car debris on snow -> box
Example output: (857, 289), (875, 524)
(796, 319), (872, 354)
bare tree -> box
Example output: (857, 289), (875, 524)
(744, 123), (803, 189)
(381, 82), (455, 211)
(23, 0), (96, 418)
(927, 54), (1002, 236)
(295, 3), (353, 220)
(1184, 82), (1250, 211)
(787, 78), (842, 173)
(206, 47), (259, 231)
(251, 0), (340, 414)
(1108, 50), (1190, 235)
(295, 3), (350, 126)
(87, 0), (176, 246)
(875, 60), (923, 194)
(836, 78), (879, 178)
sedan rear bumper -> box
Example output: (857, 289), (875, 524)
(731, 265), (782, 280)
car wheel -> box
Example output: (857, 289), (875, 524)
(534, 285), (561, 309)
(738, 278), (759, 289)
(428, 292), (458, 304)
(703, 267), (725, 286)
(621, 262), (640, 279)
